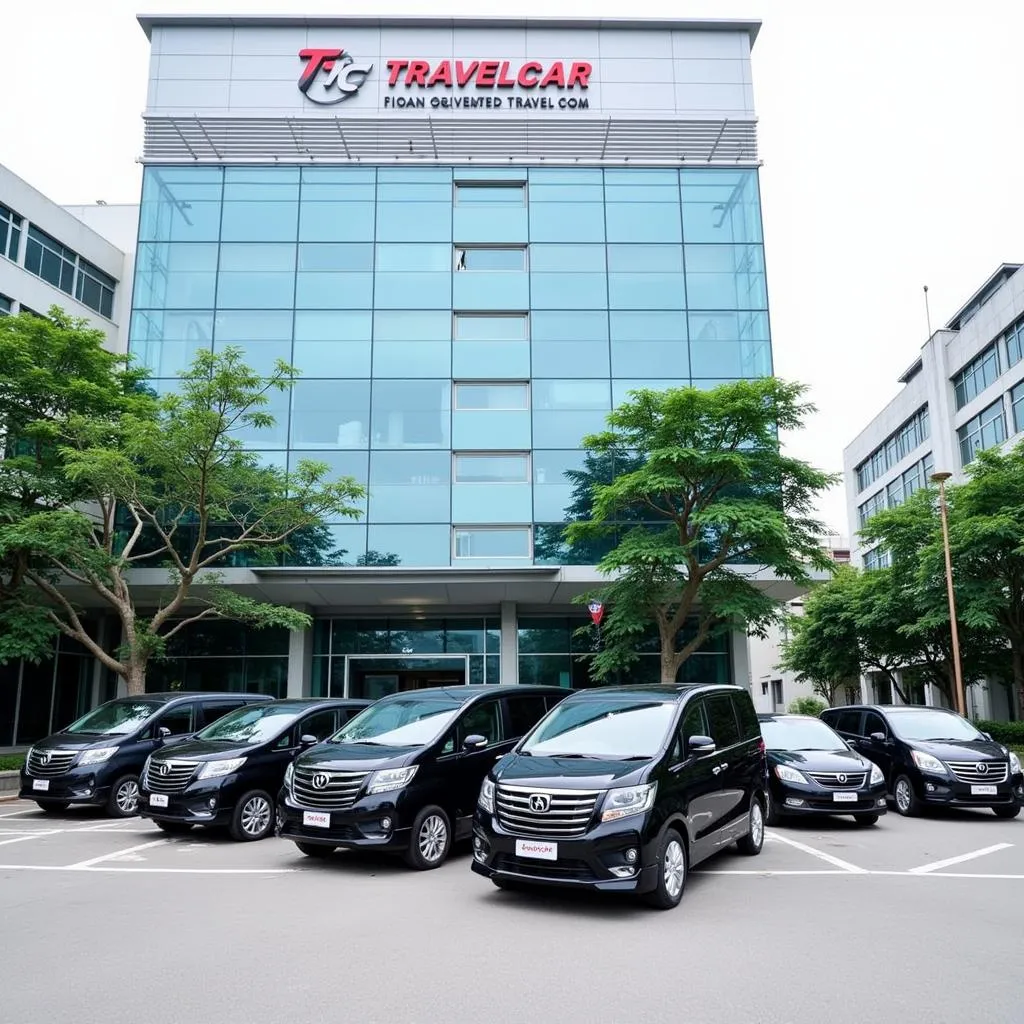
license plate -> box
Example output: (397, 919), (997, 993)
(32, 779), (49, 792)
(833, 791), (858, 803)
(971, 784), (998, 796)
(303, 811), (330, 829)
(149, 793), (169, 808)
(515, 839), (557, 861)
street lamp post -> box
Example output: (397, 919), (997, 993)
(930, 471), (966, 717)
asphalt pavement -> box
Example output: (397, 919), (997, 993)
(0, 800), (1021, 1024)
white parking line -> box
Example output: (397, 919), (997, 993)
(0, 809), (36, 819)
(909, 843), (1014, 874)
(0, 864), (293, 874)
(0, 832), (58, 847)
(766, 830), (868, 873)
(66, 838), (167, 869)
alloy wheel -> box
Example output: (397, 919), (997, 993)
(241, 796), (272, 837)
(663, 839), (686, 898)
(418, 814), (448, 863)
(896, 780), (911, 813)
(750, 801), (764, 847)
(116, 779), (139, 815)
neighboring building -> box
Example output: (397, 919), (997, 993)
(842, 263), (1024, 719)
(4, 14), (798, 743)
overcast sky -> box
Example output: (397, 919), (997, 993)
(4, 0), (1023, 535)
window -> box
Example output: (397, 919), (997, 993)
(455, 700), (503, 748)
(834, 710), (863, 735)
(857, 490), (885, 528)
(504, 695), (548, 737)
(198, 700), (248, 729)
(0, 295), (11, 316)
(952, 343), (1001, 410)
(0, 203), (22, 261)
(454, 247), (526, 272)
(680, 701), (708, 753)
(74, 259), (116, 318)
(454, 183), (525, 205)
(156, 703), (195, 736)
(704, 694), (740, 748)
(863, 546), (891, 571)
(863, 711), (888, 737)
(1012, 382), (1024, 435)
(1006, 316), (1024, 368)
(453, 314), (527, 340)
(855, 406), (930, 491)
(297, 709), (339, 742)
(453, 453), (529, 483)
(24, 226), (76, 294)
(454, 527), (531, 559)
(454, 383), (529, 410)
(958, 398), (1006, 465)
(770, 679), (784, 709)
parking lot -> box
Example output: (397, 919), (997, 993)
(1, 800), (1021, 1024)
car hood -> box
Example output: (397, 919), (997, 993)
(494, 753), (648, 789)
(770, 749), (871, 772)
(909, 738), (1009, 761)
(35, 734), (128, 753)
(150, 739), (254, 763)
(296, 741), (418, 772)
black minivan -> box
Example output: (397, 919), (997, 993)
(821, 704), (1023, 818)
(19, 692), (271, 817)
(279, 685), (567, 869)
(472, 684), (767, 910)
(139, 699), (370, 840)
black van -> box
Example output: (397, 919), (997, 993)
(471, 684), (767, 909)
(821, 704), (1023, 818)
(138, 699), (370, 840)
(19, 692), (271, 817)
(278, 685), (567, 869)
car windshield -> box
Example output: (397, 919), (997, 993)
(760, 718), (847, 752)
(196, 704), (302, 745)
(332, 697), (464, 747)
(891, 710), (983, 742)
(519, 699), (676, 759)
(61, 700), (163, 736)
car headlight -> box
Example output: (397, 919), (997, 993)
(367, 766), (418, 795)
(774, 764), (806, 784)
(78, 747), (117, 766)
(601, 783), (656, 823)
(284, 762), (295, 788)
(911, 750), (946, 775)
(869, 762), (885, 786)
(197, 758), (246, 780)
(478, 778), (495, 814)
(1009, 751), (1022, 776)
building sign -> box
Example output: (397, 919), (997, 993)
(298, 49), (592, 111)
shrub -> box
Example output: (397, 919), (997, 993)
(973, 719), (1024, 745)
(788, 696), (828, 717)
(0, 754), (25, 771)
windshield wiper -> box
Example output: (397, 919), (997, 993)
(532, 752), (592, 759)
(616, 755), (652, 761)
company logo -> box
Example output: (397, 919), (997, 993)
(528, 793), (551, 813)
(40, 751), (52, 765)
(312, 772), (331, 790)
(975, 762), (989, 775)
(837, 773), (848, 784)
(298, 48), (374, 105)
(157, 762), (170, 777)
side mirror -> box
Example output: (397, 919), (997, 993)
(689, 735), (716, 757)
(299, 734), (318, 749)
(982, 732), (993, 742)
(870, 732), (887, 743)
(462, 734), (487, 752)
(156, 726), (171, 742)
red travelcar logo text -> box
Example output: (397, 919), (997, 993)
(298, 48), (374, 104)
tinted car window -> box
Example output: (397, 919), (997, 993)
(457, 700), (503, 748)
(61, 700), (161, 736)
(158, 704), (195, 736)
(863, 711), (888, 737)
(299, 709), (339, 742)
(504, 695), (547, 737)
(705, 694), (740, 748)
(834, 710), (863, 735)
(198, 700), (248, 729)
(681, 701), (709, 753)
(731, 692), (759, 739)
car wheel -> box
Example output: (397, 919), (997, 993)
(35, 800), (70, 814)
(294, 841), (336, 859)
(993, 804), (1021, 819)
(643, 828), (688, 910)
(230, 790), (275, 842)
(404, 805), (452, 870)
(893, 775), (920, 817)
(854, 813), (879, 827)
(736, 796), (765, 856)
(155, 820), (193, 835)
(106, 775), (140, 818)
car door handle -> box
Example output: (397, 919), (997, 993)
(712, 766), (722, 775)
(719, 762), (729, 771)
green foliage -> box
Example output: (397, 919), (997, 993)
(0, 754), (26, 771)
(566, 379), (837, 682)
(787, 695), (828, 716)
(973, 720), (1024, 745)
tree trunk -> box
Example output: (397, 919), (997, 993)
(125, 660), (147, 696)
(660, 643), (678, 685)
(1012, 646), (1024, 721)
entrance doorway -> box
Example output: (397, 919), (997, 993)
(345, 656), (468, 700)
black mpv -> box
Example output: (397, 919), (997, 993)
(821, 704), (1023, 818)
(20, 692), (271, 817)
(138, 699), (370, 841)
(279, 685), (566, 869)
(472, 684), (768, 910)
(760, 713), (888, 826)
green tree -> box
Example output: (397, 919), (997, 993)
(0, 345), (365, 694)
(567, 379), (836, 684)
(788, 695), (828, 716)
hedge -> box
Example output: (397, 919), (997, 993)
(0, 754), (25, 771)
(973, 720), (1024, 745)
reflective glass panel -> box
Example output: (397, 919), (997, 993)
(454, 528), (530, 558)
(366, 525), (451, 567)
(454, 383), (529, 410)
(134, 243), (218, 309)
(293, 311), (371, 379)
(213, 310), (293, 376)
(290, 379), (370, 449)
(368, 451), (450, 523)
(217, 243), (296, 308)
(370, 380), (451, 449)
(130, 310), (213, 377)
(681, 169), (762, 244)
(454, 454), (529, 483)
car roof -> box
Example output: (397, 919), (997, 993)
(114, 692), (271, 703)
(564, 684), (742, 702)
(757, 713), (824, 722)
(373, 684), (566, 703)
(826, 704), (950, 714)
(260, 698), (373, 711)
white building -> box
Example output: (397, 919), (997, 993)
(0, 162), (134, 352)
(843, 263), (1024, 719)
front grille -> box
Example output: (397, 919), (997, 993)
(806, 771), (868, 789)
(945, 760), (1009, 784)
(493, 853), (596, 881)
(292, 765), (369, 809)
(26, 749), (78, 777)
(145, 760), (200, 793)
(495, 785), (601, 838)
